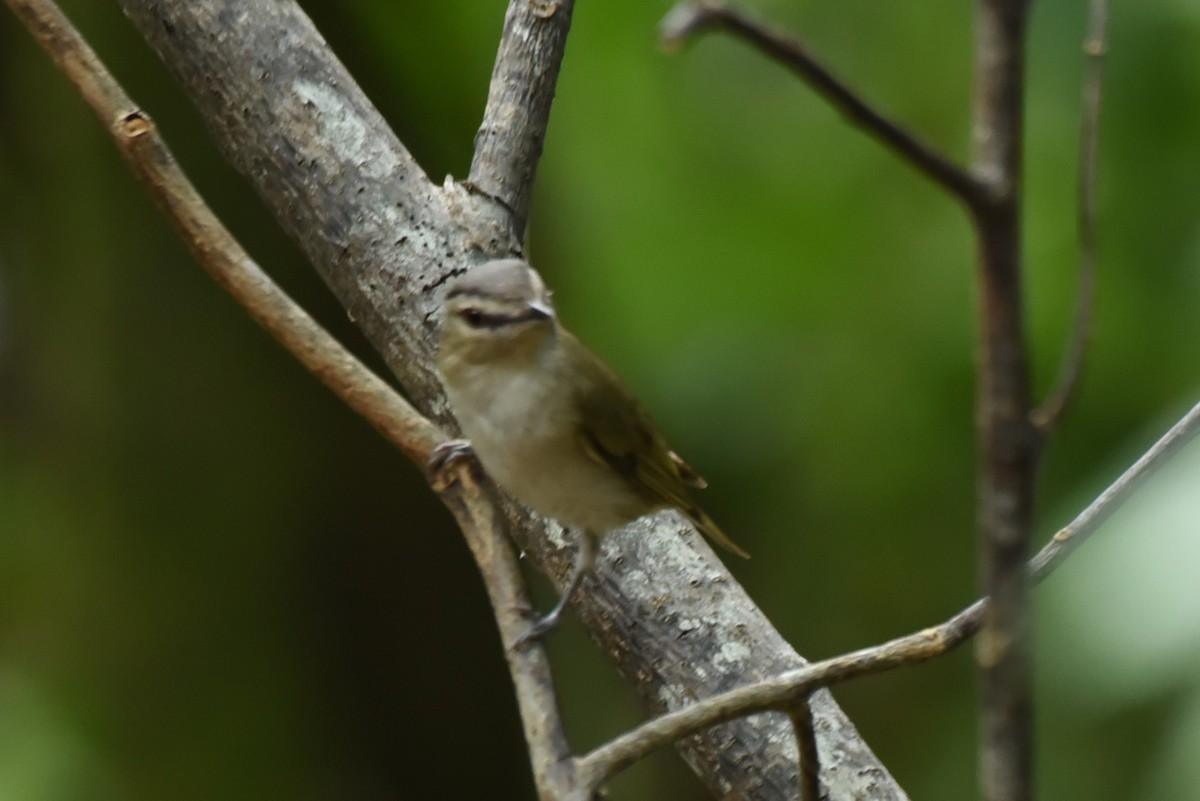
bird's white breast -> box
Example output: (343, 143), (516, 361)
(441, 356), (641, 534)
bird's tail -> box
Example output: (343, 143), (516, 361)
(684, 505), (750, 559)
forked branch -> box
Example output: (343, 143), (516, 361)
(660, 1), (987, 208)
(576, 397), (1200, 787)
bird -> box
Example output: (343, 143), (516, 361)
(432, 258), (747, 646)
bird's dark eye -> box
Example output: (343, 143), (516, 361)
(460, 307), (485, 327)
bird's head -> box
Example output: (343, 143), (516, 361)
(438, 258), (557, 365)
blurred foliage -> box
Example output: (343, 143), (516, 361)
(1, 1), (1199, 799)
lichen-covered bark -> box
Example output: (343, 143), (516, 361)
(583, 516), (903, 799)
(115, 1), (907, 797)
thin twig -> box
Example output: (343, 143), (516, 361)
(469, 0), (576, 234)
(577, 396), (1200, 787)
(1032, 0), (1109, 433)
(659, 1), (986, 209)
(434, 465), (581, 800)
(579, 606), (979, 787)
(789, 698), (822, 801)
(3, 0), (443, 465)
(1030, 399), (1200, 579)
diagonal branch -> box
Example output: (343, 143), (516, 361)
(1030, 398), (1200, 578)
(577, 397), (1200, 788)
(434, 466), (579, 800)
(579, 605), (979, 788)
(469, 0), (576, 234)
(659, 1), (987, 209)
(1032, 0), (1110, 433)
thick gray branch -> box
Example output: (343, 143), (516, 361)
(114, 1), (905, 797)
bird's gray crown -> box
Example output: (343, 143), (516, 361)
(447, 259), (552, 312)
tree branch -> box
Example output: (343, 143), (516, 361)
(659, 1), (986, 209)
(1030, 398), (1200, 578)
(551, 515), (908, 800)
(789, 699), (821, 801)
(660, 3), (1042, 792)
(577, 395), (1200, 783)
(970, 1), (1036, 799)
(468, 0), (575, 235)
(1032, 0), (1109, 432)
(433, 465), (581, 800)
(579, 607), (979, 788)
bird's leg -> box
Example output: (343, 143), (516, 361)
(512, 529), (597, 649)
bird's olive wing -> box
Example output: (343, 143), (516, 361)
(573, 369), (705, 509)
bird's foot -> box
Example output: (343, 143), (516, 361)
(510, 531), (596, 650)
(511, 606), (565, 651)
(427, 439), (475, 490)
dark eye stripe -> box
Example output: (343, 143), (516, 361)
(459, 306), (548, 329)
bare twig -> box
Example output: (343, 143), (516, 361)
(577, 396), (1200, 784)
(789, 699), (822, 801)
(578, 606), (980, 787)
(1032, 0), (1110, 432)
(468, 0), (576, 234)
(2, 0), (442, 465)
(434, 465), (582, 801)
(659, 1), (986, 208)
(1030, 398), (1200, 579)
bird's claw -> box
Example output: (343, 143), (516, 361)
(511, 608), (564, 651)
(427, 439), (475, 490)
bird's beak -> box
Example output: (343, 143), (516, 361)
(527, 300), (554, 319)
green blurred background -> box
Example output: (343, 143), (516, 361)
(2, 1), (1199, 799)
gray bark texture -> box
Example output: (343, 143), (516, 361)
(115, 1), (908, 798)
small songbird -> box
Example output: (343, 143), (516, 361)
(433, 258), (748, 645)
